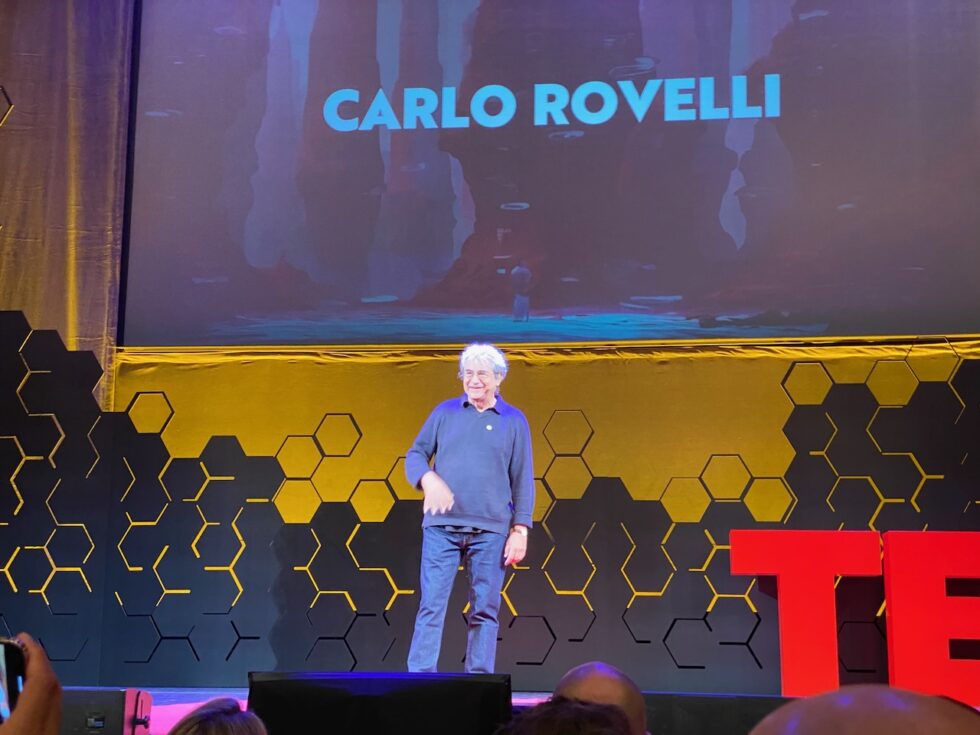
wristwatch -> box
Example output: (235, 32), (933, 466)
(511, 525), (528, 537)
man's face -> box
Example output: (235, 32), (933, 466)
(461, 359), (502, 404)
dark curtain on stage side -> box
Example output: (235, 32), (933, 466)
(0, 0), (133, 400)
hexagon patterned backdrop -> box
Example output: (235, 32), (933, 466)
(2, 310), (979, 691)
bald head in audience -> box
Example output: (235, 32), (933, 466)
(554, 662), (649, 735)
(750, 685), (980, 735)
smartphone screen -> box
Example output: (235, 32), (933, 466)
(0, 643), (9, 721)
(0, 641), (25, 722)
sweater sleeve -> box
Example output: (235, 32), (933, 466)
(405, 406), (441, 489)
(508, 413), (535, 528)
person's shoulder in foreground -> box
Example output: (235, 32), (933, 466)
(495, 696), (632, 735)
(750, 684), (980, 735)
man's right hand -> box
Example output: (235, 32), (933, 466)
(421, 472), (454, 515)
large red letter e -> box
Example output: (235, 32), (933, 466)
(730, 530), (881, 697)
(884, 531), (980, 706)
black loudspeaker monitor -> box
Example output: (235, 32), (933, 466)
(249, 672), (512, 735)
(60, 688), (152, 735)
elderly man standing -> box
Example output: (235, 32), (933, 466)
(405, 343), (534, 674)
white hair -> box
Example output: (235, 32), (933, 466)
(459, 343), (508, 379)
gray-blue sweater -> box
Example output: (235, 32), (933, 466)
(405, 395), (535, 535)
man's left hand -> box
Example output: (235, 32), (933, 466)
(503, 528), (528, 567)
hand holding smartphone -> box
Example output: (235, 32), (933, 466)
(0, 634), (60, 735)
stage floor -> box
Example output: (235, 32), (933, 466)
(146, 688), (550, 734)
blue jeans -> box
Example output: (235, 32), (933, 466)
(408, 526), (507, 674)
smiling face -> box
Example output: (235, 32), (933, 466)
(461, 358), (503, 407)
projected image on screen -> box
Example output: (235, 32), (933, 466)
(123, 1), (980, 346)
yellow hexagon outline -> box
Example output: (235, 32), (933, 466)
(782, 362), (833, 406)
(866, 360), (918, 407)
(693, 529), (759, 614)
(826, 475), (909, 531)
(660, 477), (711, 523)
(743, 477), (795, 523)
(15, 541), (90, 607)
(541, 522), (596, 612)
(13, 371), (67, 468)
(314, 413), (362, 457)
(45, 479), (95, 565)
(620, 522), (675, 608)
(543, 455), (593, 500)
(865, 406), (945, 513)
(350, 480), (396, 523)
(345, 523), (415, 610)
(311, 459), (358, 503)
(151, 544), (191, 606)
(273, 479), (321, 524)
(293, 529), (356, 611)
(906, 341), (960, 382)
(543, 410), (594, 456)
(276, 435), (323, 479)
(117, 504), (169, 572)
(126, 391), (175, 435)
(666, 525), (717, 573)
(2, 435), (38, 517)
(700, 454), (751, 501)
(0, 547), (20, 592)
(195, 505), (247, 607)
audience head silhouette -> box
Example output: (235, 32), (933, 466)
(749, 684), (980, 735)
(554, 662), (648, 735)
(168, 698), (267, 735)
(497, 696), (632, 735)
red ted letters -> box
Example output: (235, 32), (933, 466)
(729, 530), (980, 705)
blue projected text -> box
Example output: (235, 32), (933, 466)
(323, 75), (780, 131)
